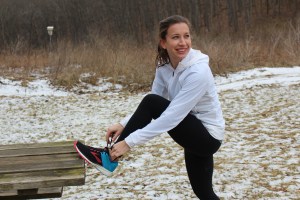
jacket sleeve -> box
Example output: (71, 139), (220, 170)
(125, 66), (210, 148)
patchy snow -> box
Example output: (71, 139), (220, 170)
(215, 66), (300, 91)
(0, 78), (68, 96)
(0, 66), (299, 199)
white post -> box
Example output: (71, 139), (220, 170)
(47, 26), (54, 51)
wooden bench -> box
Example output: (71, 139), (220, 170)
(0, 141), (85, 199)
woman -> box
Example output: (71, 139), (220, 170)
(74, 15), (225, 199)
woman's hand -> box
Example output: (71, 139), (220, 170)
(106, 123), (124, 143)
(110, 140), (130, 160)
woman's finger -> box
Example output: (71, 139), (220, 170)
(112, 131), (120, 142)
(105, 130), (111, 142)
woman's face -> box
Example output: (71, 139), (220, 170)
(160, 22), (191, 68)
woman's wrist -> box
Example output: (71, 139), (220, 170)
(124, 137), (134, 148)
(117, 123), (124, 128)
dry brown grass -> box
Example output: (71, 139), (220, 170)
(197, 19), (300, 75)
(0, 19), (299, 90)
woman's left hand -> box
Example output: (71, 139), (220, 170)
(110, 141), (130, 161)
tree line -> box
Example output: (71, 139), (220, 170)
(0, 0), (298, 51)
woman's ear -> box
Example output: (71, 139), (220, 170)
(160, 39), (166, 49)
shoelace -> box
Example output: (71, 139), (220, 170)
(88, 134), (115, 155)
(106, 134), (121, 161)
(106, 133), (115, 150)
(85, 136), (114, 159)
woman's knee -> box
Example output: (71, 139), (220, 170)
(142, 94), (163, 103)
(139, 94), (170, 118)
(141, 94), (169, 107)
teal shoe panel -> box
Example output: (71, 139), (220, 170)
(100, 152), (118, 172)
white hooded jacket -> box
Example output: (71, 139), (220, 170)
(122, 49), (225, 148)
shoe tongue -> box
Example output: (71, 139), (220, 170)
(103, 147), (109, 152)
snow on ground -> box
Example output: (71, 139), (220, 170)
(0, 67), (299, 199)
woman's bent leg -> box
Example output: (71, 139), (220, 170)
(115, 93), (221, 199)
(117, 93), (221, 155)
(185, 150), (220, 200)
(116, 94), (170, 142)
(168, 114), (221, 156)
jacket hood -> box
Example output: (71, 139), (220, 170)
(177, 48), (209, 70)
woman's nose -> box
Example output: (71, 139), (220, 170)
(179, 37), (186, 45)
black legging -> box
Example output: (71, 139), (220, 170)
(116, 94), (221, 199)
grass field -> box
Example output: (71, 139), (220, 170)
(1, 67), (299, 199)
(0, 19), (299, 92)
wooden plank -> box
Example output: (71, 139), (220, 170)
(0, 187), (63, 199)
(0, 141), (74, 151)
(0, 153), (79, 165)
(18, 188), (38, 195)
(0, 145), (76, 158)
(0, 141), (86, 198)
(0, 168), (85, 192)
(0, 159), (84, 174)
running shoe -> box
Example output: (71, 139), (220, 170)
(74, 140), (118, 176)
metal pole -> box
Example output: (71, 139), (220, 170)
(49, 35), (52, 51)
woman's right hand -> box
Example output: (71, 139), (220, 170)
(106, 123), (124, 143)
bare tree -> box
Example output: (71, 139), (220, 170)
(0, 0), (298, 50)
